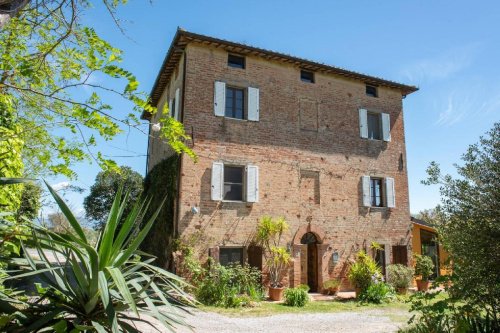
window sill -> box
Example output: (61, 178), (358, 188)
(222, 200), (246, 203)
(221, 116), (247, 122)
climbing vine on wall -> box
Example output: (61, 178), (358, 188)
(141, 155), (179, 268)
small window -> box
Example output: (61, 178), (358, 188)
(171, 98), (176, 118)
(374, 245), (386, 276)
(370, 178), (384, 207)
(300, 70), (315, 83)
(223, 166), (244, 201)
(366, 85), (378, 97)
(219, 247), (244, 266)
(225, 87), (245, 119)
(367, 112), (382, 140)
(228, 54), (245, 69)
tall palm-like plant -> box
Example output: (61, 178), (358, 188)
(1, 181), (194, 332)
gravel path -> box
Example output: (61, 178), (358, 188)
(135, 308), (409, 333)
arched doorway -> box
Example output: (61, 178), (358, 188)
(301, 232), (318, 292)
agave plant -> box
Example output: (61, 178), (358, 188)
(1, 181), (194, 332)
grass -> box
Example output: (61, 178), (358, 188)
(200, 297), (411, 317)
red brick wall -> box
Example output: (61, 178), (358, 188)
(152, 42), (413, 290)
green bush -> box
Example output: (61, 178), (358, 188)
(387, 264), (414, 290)
(359, 282), (394, 304)
(347, 250), (381, 293)
(284, 286), (309, 307)
(196, 263), (263, 308)
(414, 254), (435, 281)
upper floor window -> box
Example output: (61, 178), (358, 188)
(214, 81), (260, 121)
(367, 112), (382, 140)
(366, 85), (378, 97)
(211, 162), (259, 203)
(301, 70), (315, 83)
(228, 54), (245, 69)
(362, 176), (395, 208)
(223, 166), (244, 201)
(225, 87), (245, 119)
(359, 109), (391, 142)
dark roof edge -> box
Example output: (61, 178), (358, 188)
(411, 216), (436, 229)
(142, 28), (419, 120)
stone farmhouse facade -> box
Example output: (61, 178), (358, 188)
(143, 29), (418, 292)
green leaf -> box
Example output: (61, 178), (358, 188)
(106, 266), (138, 315)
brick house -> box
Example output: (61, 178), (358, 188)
(142, 29), (418, 292)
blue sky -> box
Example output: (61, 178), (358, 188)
(50, 0), (500, 216)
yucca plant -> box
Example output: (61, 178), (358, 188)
(1, 181), (194, 332)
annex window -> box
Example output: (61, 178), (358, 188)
(225, 87), (245, 119)
(228, 54), (245, 69)
(421, 230), (440, 279)
(366, 85), (378, 97)
(362, 176), (395, 208)
(359, 109), (391, 142)
(214, 81), (260, 121)
(300, 70), (315, 83)
(219, 247), (244, 267)
(367, 112), (382, 140)
(211, 162), (259, 203)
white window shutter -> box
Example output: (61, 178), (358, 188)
(362, 175), (371, 207)
(211, 162), (224, 201)
(359, 108), (368, 138)
(247, 87), (260, 121)
(174, 88), (180, 121)
(214, 81), (226, 117)
(168, 99), (173, 117)
(385, 177), (396, 208)
(246, 165), (259, 203)
(382, 113), (391, 142)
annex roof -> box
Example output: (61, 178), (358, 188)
(142, 28), (419, 120)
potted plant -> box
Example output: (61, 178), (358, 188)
(414, 254), (435, 291)
(347, 250), (381, 298)
(322, 279), (341, 295)
(386, 264), (414, 294)
(255, 216), (292, 301)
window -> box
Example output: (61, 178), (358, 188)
(223, 166), (244, 201)
(421, 230), (440, 279)
(225, 87), (245, 119)
(300, 70), (315, 83)
(219, 247), (243, 266)
(367, 112), (382, 140)
(211, 162), (259, 203)
(362, 176), (395, 208)
(366, 85), (378, 97)
(374, 245), (386, 276)
(228, 54), (245, 69)
(370, 178), (383, 207)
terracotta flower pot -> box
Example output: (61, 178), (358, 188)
(416, 279), (430, 291)
(268, 286), (285, 301)
(396, 287), (408, 295)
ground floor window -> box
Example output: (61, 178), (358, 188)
(373, 245), (386, 276)
(420, 229), (440, 279)
(219, 247), (243, 267)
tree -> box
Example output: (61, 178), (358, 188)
(84, 165), (143, 229)
(423, 122), (500, 325)
(0, 0), (194, 186)
(15, 181), (42, 221)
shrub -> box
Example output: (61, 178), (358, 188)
(414, 254), (435, 281)
(347, 250), (381, 293)
(359, 282), (394, 304)
(196, 263), (263, 308)
(387, 264), (414, 290)
(322, 279), (341, 294)
(284, 286), (309, 307)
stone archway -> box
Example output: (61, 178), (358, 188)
(301, 232), (319, 292)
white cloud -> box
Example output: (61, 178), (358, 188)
(401, 43), (481, 83)
(51, 181), (71, 191)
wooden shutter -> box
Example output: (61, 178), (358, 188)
(247, 245), (263, 271)
(359, 108), (368, 138)
(168, 99), (173, 117)
(208, 247), (220, 263)
(392, 245), (408, 265)
(362, 175), (371, 207)
(385, 177), (396, 208)
(214, 81), (226, 117)
(382, 113), (391, 142)
(247, 87), (260, 121)
(211, 162), (223, 201)
(246, 165), (259, 203)
(174, 88), (180, 121)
